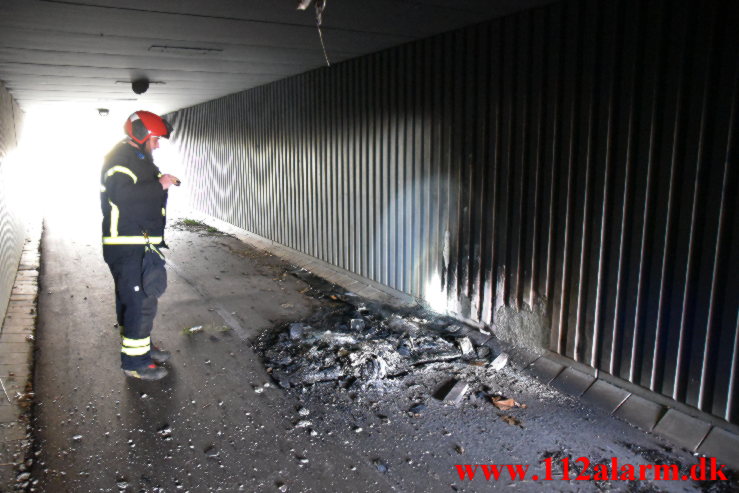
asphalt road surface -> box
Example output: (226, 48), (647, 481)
(29, 205), (735, 492)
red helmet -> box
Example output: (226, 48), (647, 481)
(124, 110), (173, 145)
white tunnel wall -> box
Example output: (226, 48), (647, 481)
(0, 81), (24, 326)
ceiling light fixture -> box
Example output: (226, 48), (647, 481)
(115, 81), (166, 85)
(148, 45), (223, 55)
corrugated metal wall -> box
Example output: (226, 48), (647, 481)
(0, 81), (24, 325)
(169, 0), (739, 423)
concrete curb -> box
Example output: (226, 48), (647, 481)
(0, 222), (41, 490)
(518, 352), (739, 471)
(193, 212), (739, 472)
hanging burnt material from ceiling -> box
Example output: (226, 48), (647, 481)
(297, 0), (331, 67)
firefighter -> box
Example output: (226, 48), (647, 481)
(100, 110), (180, 380)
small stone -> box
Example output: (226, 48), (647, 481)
(254, 387), (264, 394)
(289, 323), (308, 339)
(353, 426), (363, 433)
(16, 472), (30, 482)
(297, 407), (310, 416)
(295, 420), (312, 428)
(350, 319), (366, 331)
(157, 425), (172, 439)
(72, 435), (82, 442)
(373, 459), (388, 473)
(397, 345), (411, 356)
(455, 445), (464, 454)
(408, 403), (426, 415)
(476, 346), (491, 359)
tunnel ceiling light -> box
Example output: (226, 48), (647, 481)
(114, 81), (166, 85)
(148, 45), (223, 55)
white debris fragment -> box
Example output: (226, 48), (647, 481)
(319, 330), (357, 345)
(442, 380), (469, 405)
(295, 420), (312, 428)
(456, 337), (474, 355)
(298, 407), (310, 416)
(490, 352), (509, 370)
(186, 325), (203, 334)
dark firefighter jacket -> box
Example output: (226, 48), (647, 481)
(100, 141), (168, 257)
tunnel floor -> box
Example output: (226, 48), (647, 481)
(27, 207), (736, 493)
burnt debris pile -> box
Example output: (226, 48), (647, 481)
(257, 297), (502, 390)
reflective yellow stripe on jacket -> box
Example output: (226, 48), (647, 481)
(105, 166), (138, 183)
(109, 200), (120, 237)
(146, 244), (165, 260)
(104, 166), (137, 239)
(103, 236), (163, 245)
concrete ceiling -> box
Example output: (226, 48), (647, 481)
(0, 0), (553, 116)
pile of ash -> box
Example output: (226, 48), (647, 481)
(257, 297), (503, 390)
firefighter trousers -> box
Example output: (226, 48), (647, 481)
(105, 245), (167, 370)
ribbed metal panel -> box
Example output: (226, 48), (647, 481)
(0, 81), (24, 325)
(169, 0), (739, 423)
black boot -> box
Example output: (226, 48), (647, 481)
(150, 345), (171, 364)
(123, 363), (168, 380)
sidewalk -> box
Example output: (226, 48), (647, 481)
(0, 223), (41, 490)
